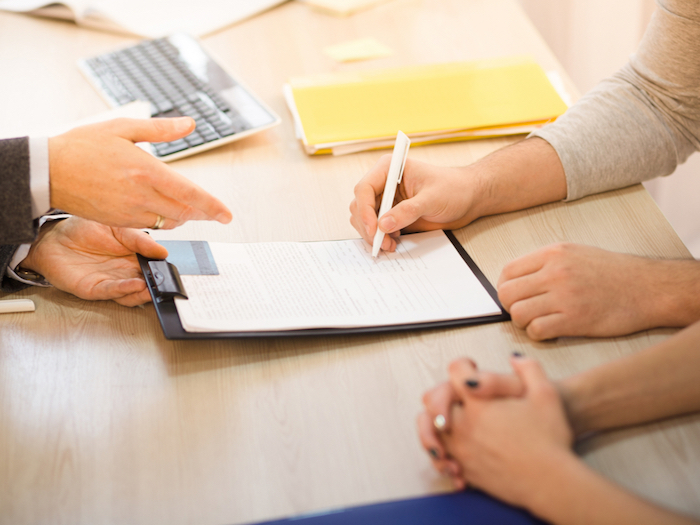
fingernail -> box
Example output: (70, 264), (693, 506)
(379, 215), (396, 232)
(465, 379), (479, 388)
(512, 351), (523, 358)
(176, 117), (193, 131)
(216, 212), (231, 223)
(429, 448), (440, 459)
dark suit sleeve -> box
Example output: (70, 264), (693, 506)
(0, 244), (29, 293)
(0, 137), (39, 245)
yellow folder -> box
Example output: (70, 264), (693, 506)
(284, 56), (568, 155)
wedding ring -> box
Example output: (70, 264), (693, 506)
(433, 414), (446, 431)
(152, 214), (165, 230)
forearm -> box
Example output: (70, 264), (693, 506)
(528, 450), (698, 525)
(558, 320), (700, 435)
(467, 136), (567, 222)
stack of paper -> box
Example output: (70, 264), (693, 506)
(298, 0), (393, 16)
(0, 0), (287, 38)
(284, 56), (569, 155)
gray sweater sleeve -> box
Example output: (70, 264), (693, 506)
(531, 0), (700, 201)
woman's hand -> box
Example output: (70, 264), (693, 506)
(441, 356), (573, 510)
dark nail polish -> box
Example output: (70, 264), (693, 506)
(512, 351), (523, 358)
(429, 448), (440, 459)
(465, 379), (479, 388)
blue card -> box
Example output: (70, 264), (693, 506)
(157, 240), (219, 275)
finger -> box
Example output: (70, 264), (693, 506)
(349, 202), (371, 243)
(151, 168), (232, 224)
(497, 250), (548, 288)
(447, 357), (479, 398)
(74, 277), (146, 302)
(462, 371), (526, 399)
(510, 356), (550, 394)
(113, 228), (169, 259)
(110, 117), (196, 144)
(380, 233), (397, 253)
(422, 382), (461, 433)
(507, 292), (556, 330)
(114, 287), (154, 307)
(416, 412), (463, 480)
(417, 411), (447, 462)
(497, 271), (548, 312)
(525, 312), (569, 341)
(353, 155), (393, 231)
(377, 194), (432, 234)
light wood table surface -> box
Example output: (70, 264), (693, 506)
(1, 1), (699, 524)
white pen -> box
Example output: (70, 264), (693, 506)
(0, 298), (35, 314)
(372, 130), (411, 258)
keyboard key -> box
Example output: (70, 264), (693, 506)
(81, 33), (279, 159)
(185, 133), (206, 147)
(153, 140), (189, 156)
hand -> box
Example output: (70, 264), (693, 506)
(497, 243), (693, 341)
(48, 118), (233, 229)
(417, 357), (525, 489)
(440, 357), (574, 510)
(349, 156), (479, 252)
(20, 217), (168, 306)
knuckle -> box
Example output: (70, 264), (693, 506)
(526, 320), (551, 341)
(497, 283), (514, 308)
(447, 360), (462, 376)
(508, 302), (527, 325)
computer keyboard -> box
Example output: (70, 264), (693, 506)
(79, 33), (280, 161)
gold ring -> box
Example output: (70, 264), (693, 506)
(152, 215), (165, 230)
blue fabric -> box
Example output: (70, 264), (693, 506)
(247, 490), (548, 525)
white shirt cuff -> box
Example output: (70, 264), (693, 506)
(29, 136), (50, 219)
(6, 214), (71, 287)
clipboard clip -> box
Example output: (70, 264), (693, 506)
(147, 260), (189, 300)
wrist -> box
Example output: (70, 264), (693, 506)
(47, 133), (70, 211)
(462, 163), (495, 222)
(644, 259), (700, 328)
(555, 375), (593, 436)
(21, 220), (60, 276)
(523, 448), (589, 522)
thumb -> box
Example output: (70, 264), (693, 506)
(510, 356), (549, 394)
(114, 227), (169, 259)
(111, 117), (195, 144)
(377, 196), (429, 234)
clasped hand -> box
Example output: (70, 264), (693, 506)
(417, 356), (573, 511)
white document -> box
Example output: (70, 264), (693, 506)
(174, 230), (502, 332)
(0, 0), (287, 38)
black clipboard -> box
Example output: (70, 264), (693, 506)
(138, 231), (510, 340)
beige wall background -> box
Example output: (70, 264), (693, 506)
(518, 0), (700, 257)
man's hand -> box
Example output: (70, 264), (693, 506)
(48, 118), (232, 230)
(349, 137), (568, 253)
(349, 156), (479, 253)
(20, 217), (168, 306)
(498, 243), (700, 341)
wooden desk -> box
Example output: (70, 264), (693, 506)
(1, 1), (699, 524)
